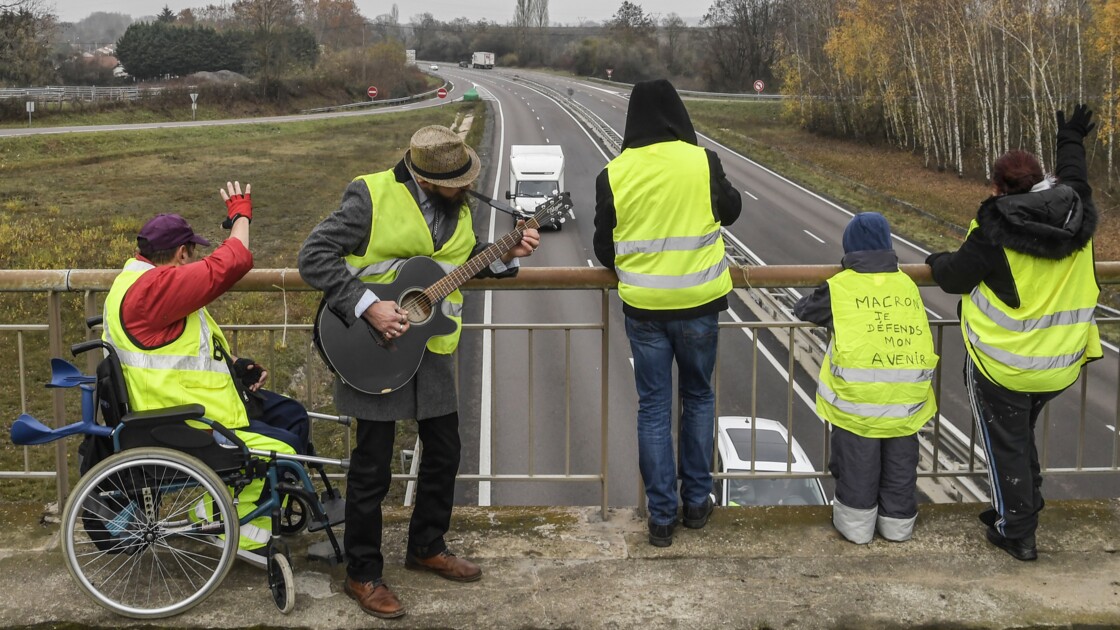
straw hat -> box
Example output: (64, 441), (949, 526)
(403, 125), (481, 188)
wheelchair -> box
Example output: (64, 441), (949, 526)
(10, 321), (350, 619)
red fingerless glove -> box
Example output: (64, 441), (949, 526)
(222, 193), (252, 229)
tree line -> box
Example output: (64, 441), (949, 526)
(778, 0), (1119, 188)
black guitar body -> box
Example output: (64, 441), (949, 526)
(313, 256), (457, 395)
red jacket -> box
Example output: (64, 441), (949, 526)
(121, 239), (252, 348)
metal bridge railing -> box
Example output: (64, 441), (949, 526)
(2, 264), (1119, 516)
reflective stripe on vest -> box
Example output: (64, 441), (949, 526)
(607, 141), (732, 310)
(959, 218), (1102, 392)
(346, 170), (475, 354)
(817, 269), (937, 438)
(103, 259), (248, 430)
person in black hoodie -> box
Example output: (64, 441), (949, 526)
(594, 79), (741, 547)
(926, 104), (1102, 561)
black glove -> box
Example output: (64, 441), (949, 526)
(233, 357), (263, 389)
(1056, 104), (1096, 138)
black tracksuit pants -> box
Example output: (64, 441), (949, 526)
(965, 356), (1062, 540)
(344, 411), (461, 582)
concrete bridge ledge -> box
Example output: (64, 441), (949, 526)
(1, 500), (1118, 628)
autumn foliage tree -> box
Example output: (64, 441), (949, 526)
(778, 0), (1120, 186)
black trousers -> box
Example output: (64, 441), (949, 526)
(829, 425), (918, 518)
(965, 357), (1061, 540)
(344, 411), (461, 583)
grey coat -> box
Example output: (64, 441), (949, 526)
(298, 161), (517, 421)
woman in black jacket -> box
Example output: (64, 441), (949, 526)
(926, 104), (1101, 561)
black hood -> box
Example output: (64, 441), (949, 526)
(621, 79), (697, 150)
(978, 183), (1096, 260)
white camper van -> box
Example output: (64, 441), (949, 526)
(506, 145), (567, 230)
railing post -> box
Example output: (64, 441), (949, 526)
(48, 291), (70, 504)
(601, 289), (610, 520)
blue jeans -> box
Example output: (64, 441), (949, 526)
(625, 313), (719, 526)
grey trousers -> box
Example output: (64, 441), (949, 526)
(829, 425), (919, 543)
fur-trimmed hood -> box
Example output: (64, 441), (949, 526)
(977, 184), (1097, 260)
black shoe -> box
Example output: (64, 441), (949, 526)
(648, 518), (674, 547)
(986, 527), (1037, 561)
(682, 496), (714, 529)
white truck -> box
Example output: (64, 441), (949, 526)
(471, 51), (494, 69)
(506, 145), (567, 230)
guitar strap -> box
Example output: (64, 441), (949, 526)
(467, 189), (527, 219)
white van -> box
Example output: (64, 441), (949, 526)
(506, 145), (567, 230)
(715, 416), (828, 506)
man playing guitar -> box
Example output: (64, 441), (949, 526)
(298, 125), (539, 619)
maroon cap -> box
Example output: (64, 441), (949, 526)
(137, 214), (211, 251)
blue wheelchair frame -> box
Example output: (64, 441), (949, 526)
(11, 333), (349, 617)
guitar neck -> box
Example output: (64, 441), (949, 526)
(427, 220), (538, 301)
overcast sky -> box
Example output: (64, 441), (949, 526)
(50, 0), (702, 26)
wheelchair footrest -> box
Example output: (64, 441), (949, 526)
(306, 493), (345, 533)
(307, 539), (345, 566)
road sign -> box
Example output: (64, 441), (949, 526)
(25, 101), (34, 113)
(753, 80), (765, 94)
(437, 87), (448, 99)
(190, 93), (198, 103)
(367, 86), (378, 99)
(606, 68), (613, 79)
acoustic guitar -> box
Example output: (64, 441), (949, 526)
(313, 192), (572, 394)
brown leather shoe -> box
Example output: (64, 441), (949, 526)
(405, 549), (482, 582)
(344, 577), (406, 619)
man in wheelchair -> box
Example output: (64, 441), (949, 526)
(101, 181), (310, 560)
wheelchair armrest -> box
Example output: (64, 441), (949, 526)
(71, 339), (110, 357)
(121, 404), (207, 426)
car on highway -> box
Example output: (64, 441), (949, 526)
(716, 416), (828, 506)
(430, 64), (439, 70)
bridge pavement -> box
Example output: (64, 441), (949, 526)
(1, 500), (1118, 628)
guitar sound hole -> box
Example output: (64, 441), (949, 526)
(400, 289), (433, 325)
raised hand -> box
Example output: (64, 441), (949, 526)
(220, 181), (252, 229)
(1057, 104), (1096, 138)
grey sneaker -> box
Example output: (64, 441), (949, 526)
(648, 517), (674, 547)
(683, 497), (714, 529)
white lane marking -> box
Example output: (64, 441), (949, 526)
(725, 307), (817, 413)
(1107, 425), (1116, 433)
(477, 94), (510, 507)
(803, 230), (825, 244)
(629, 358), (634, 369)
(587, 259), (595, 267)
(925, 306), (943, 319)
(743, 189), (758, 200)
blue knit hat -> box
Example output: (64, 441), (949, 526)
(842, 212), (893, 253)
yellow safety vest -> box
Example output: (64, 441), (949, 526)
(346, 169), (475, 354)
(103, 259), (248, 430)
(607, 140), (731, 310)
(817, 269), (938, 438)
(960, 220), (1101, 392)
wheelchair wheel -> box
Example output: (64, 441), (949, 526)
(279, 494), (310, 535)
(61, 447), (239, 619)
(268, 545), (296, 614)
